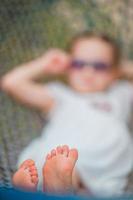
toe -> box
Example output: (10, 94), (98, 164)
(51, 149), (56, 157)
(13, 160), (38, 192)
(29, 166), (38, 175)
(62, 145), (69, 157)
(29, 166), (37, 171)
(20, 159), (35, 169)
(69, 149), (78, 161)
(56, 146), (63, 154)
(31, 175), (38, 184)
(31, 170), (38, 177)
(46, 153), (51, 160)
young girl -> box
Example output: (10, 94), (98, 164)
(2, 31), (133, 197)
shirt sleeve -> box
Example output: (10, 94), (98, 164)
(108, 81), (133, 121)
(45, 81), (67, 117)
(113, 81), (133, 102)
(46, 81), (66, 101)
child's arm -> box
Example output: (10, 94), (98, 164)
(1, 49), (70, 112)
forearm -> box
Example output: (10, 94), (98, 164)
(2, 56), (49, 84)
(1, 49), (69, 111)
(1, 56), (54, 111)
(1, 48), (70, 85)
(1, 55), (51, 96)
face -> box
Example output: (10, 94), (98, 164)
(68, 38), (118, 93)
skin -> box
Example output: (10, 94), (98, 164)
(12, 145), (78, 194)
(43, 145), (78, 194)
(68, 38), (119, 93)
(12, 159), (38, 192)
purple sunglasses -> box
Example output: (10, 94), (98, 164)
(71, 59), (111, 71)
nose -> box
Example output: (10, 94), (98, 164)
(81, 66), (95, 81)
(82, 66), (95, 75)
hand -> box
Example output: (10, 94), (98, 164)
(120, 60), (133, 79)
(39, 49), (71, 75)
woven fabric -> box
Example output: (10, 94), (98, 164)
(0, 92), (45, 187)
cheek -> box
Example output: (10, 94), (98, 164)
(69, 69), (83, 79)
(95, 73), (113, 85)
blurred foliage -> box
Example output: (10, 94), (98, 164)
(0, 0), (133, 76)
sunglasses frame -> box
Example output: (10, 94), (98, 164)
(71, 59), (112, 71)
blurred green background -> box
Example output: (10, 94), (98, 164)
(0, 0), (133, 77)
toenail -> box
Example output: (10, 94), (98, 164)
(31, 169), (37, 174)
(56, 146), (63, 154)
(31, 172), (38, 177)
(62, 146), (69, 156)
(30, 166), (36, 170)
(59, 147), (63, 154)
(62, 145), (69, 149)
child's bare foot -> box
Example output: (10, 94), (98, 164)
(12, 159), (38, 192)
(43, 145), (78, 194)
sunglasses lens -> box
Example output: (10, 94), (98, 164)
(71, 60), (110, 71)
(71, 60), (85, 69)
(93, 63), (110, 71)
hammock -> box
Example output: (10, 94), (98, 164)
(0, 91), (45, 187)
(0, 0), (133, 194)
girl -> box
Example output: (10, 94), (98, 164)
(2, 32), (133, 197)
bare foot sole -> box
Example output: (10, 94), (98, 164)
(43, 145), (78, 194)
(12, 159), (38, 192)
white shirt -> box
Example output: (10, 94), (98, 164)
(18, 80), (133, 196)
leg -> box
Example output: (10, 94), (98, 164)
(42, 145), (78, 194)
(12, 159), (38, 192)
(72, 169), (91, 195)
